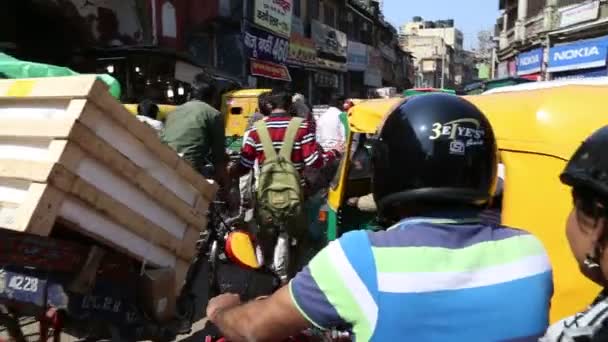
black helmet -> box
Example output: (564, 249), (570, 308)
(561, 126), (608, 198)
(372, 94), (498, 216)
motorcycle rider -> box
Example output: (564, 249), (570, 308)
(161, 73), (229, 188)
(206, 94), (553, 341)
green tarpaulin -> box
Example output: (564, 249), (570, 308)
(0, 53), (121, 99)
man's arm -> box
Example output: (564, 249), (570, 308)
(208, 236), (363, 341)
(209, 286), (311, 342)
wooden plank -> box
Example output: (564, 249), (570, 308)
(76, 102), (200, 207)
(47, 164), (197, 261)
(0, 160), (55, 181)
(0, 119), (75, 138)
(59, 197), (177, 268)
(16, 183), (64, 236)
(0, 76), (98, 99)
(86, 82), (218, 200)
(68, 122), (206, 228)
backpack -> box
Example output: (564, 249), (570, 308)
(254, 118), (304, 231)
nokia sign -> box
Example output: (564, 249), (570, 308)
(553, 46), (600, 61)
(517, 48), (543, 75)
(547, 36), (608, 73)
(520, 54), (540, 66)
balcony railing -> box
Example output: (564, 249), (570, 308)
(525, 14), (544, 37)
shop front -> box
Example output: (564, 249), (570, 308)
(311, 20), (347, 103)
(516, 47), (543, 82)
(243, 23), (291, 89)
(288, 32), (317, 99)
(313, 70), (341, 103)
(347, 41), (368, 98)
(548, 36), (608, 80)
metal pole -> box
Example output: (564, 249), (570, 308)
(440, 29), (446, 88)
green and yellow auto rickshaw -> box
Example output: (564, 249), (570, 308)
(324, 83), (608, 324)
(323, 97), (405, 241)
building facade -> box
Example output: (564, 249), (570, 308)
(1, 0), (414, 104)
(495, 0), (608, 80)
(399, 17), (474, 89)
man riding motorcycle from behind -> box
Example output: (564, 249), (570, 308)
(207, 94), (553, 341)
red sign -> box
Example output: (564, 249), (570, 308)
(250, 59), (292, 81)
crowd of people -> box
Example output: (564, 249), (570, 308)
(138, 73), (608, 341)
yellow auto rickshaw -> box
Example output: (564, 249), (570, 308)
(327, 85), (608, 323)
(220, 88), (271, 152)
(324, 97), (404, 241)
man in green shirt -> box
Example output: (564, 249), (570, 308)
(161, 74), (229, 188)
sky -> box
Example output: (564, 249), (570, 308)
(382, 0), (500, 50)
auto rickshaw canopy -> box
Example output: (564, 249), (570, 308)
(347, 97), (405, 134)
(224, 88), (271, 98)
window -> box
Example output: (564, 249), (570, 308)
(323, 2), (337, 27)
(527, 0), (544, 18)
(230, 107), (243, 115)
(309, 0), (320, 21)
(293, 0), (301, 18)
(558, 0), (586, 7)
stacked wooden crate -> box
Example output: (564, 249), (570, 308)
(0, 76), (217, 295)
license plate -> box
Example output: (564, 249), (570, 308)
(0, 270), (47, 307)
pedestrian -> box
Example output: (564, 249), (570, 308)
(161, 73), (229, 190)
(238, 91), (271, 221)
(136, 99), (164, 132)
(315, 95), (346, 153)
(229, 90), (340, 282)
(207, 94), (552, 342)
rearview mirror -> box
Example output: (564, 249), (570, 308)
(225, 231), (261, 270)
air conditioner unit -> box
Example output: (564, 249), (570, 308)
(362, 23), (369, 31)
(347, 12), (354, 22)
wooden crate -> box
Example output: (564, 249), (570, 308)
(0, 76), (218, 294)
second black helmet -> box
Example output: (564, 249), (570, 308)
(372, 93), (498, 216)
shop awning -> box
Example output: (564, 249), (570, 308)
(547, 36), (608, 73)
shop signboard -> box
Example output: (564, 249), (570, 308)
(547, 36), (608, 73)
(364, 48), (382, 87)
(311, 20), (348, 59)
(253, 0), (293, 37)
(250, 58), (291, 81)
(559, 1), (600, 29)
(314, 71), (339, 88)
(508, 60), (517, 77)
(553, 66), (608, 80)
(243, 24), (290, 65)
(379, 43), (397, 63)
(288, 33), (316, 66)
(347, 41), (368, 71)
(496, 62), (508, 79)
(517, 48), (543, 75)
(291, 16), (304, 36)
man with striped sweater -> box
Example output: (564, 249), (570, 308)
(229, 91), (341, 280)
(210, 94), (552, 342)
